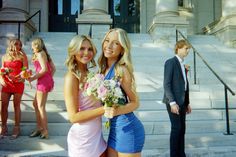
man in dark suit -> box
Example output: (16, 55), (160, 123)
(163, 39), (192, 157)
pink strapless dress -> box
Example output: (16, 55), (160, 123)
(33, 60), (54, 92)
(67, 91), (107, 157)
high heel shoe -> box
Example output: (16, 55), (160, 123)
(29, 129), (42, 138)
(10, 126), (20, 140)
(39, 133), (49, 139)
(0, 126), (8, 138)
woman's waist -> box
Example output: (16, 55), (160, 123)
(37, 73), (53, 80)
(74, 117), (102, 127)
(110, 112), (137, 122)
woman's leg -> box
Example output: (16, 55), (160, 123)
(11, 93), (23, 138)
(36, 90), (49, 138)
(117, 152), (141, 157)
(12, 93), (23, 127)
(32, 93), (42, 130)
(0, 92), (11, 136)
(100, 149), (107, 157)
(107, 147), (118, 157)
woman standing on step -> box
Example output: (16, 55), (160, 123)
(98, 28), (145, 157)
(0, 38), (28, 139)
(64, 35), (107, 157)
(28, 37), (56, 139)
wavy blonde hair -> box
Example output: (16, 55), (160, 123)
(65, 35), (96, 76)
(3, 38), (24, 61)
(98, 28), (137, 94)
(31, 37), (51, 62)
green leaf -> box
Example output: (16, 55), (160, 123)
(21, 66), (27, 71)
(105, 120), (110, 129)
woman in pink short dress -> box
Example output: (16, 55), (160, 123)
(28, 37), (56, 139)
(64, 35), (106, 157)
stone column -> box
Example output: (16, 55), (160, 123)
(209, 0), (236, 47)
(41, 0), (49, 32)
(149, 0), (189, 44)
(0, 0), (36, 47)
(76, 0), (112, 38)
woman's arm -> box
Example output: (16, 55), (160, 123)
(0, 56), (6, 86)
(112, 66), (139, 116)
(29, 51), (48, 82)
(49, 59), (56, 76)
(64, 72), (104, 124)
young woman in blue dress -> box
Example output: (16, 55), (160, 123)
(98, 28), (145, 157)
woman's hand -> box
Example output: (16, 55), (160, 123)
(0, 77), (7, 86)
(104, 106), (117, 119)
(27, 74), (36, 82)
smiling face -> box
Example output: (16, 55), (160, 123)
(75, 39), (94, 64)
(103, 31), (123, 61)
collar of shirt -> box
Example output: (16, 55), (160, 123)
(175, 55), (184, 64)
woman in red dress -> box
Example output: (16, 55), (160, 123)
(0, 38), (28, 139)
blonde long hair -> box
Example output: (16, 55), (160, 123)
(98, 28), (137, 93)
(65, 35), (96, 76)
(3, 38), (24, 61)
(31, 37), (51, 62)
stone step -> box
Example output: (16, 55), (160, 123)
(1, 133), (236, 152)
(5, 108), (236, 124)
(2, 120), (236, 136)
(1, 146), (236, 157)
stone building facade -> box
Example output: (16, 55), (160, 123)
(0, 0), (236, 47)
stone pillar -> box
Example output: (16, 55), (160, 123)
(41, 0), (49, 32)
(0, 0), (36, 48)
(76, 0), (112, 39)
(208, 0), (236, 47)
(149, 0), (189, 44)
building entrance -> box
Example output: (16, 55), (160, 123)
(110, 0), (140, 33)
(49, 0), (82, 32)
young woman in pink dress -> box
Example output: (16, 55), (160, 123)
(0, 38), (28, 139)
(28, 37), (56, 139)
(64, 35), (107, 157)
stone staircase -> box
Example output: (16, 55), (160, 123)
(1, 33), (236, 156)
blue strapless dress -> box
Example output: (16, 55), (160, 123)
(104, 64), (145, 153)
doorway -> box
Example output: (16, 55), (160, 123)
(49, 0), (83, 32)
(110, 0), (140, 33)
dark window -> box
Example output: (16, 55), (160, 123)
(178, 0), (183, 7)
(0, 0), (2, 8)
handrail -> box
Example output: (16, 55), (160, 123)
(0, 10), (41, 39)
(176, 29), (235, 135)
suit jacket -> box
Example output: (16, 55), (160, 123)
(163, 56), (189, 106)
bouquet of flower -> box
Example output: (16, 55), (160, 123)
(0, 67), (12, 76)
(83, 72), (105, 98)
(0, 67), (13, 86)
(15, 66), (33, 88)
(99, 78), (126, 129)
(98, 78), (126, 107)
(83, 72), (126, 128)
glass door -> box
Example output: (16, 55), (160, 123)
(110, 0), (140, 33)
(49, 0), (82, 32)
